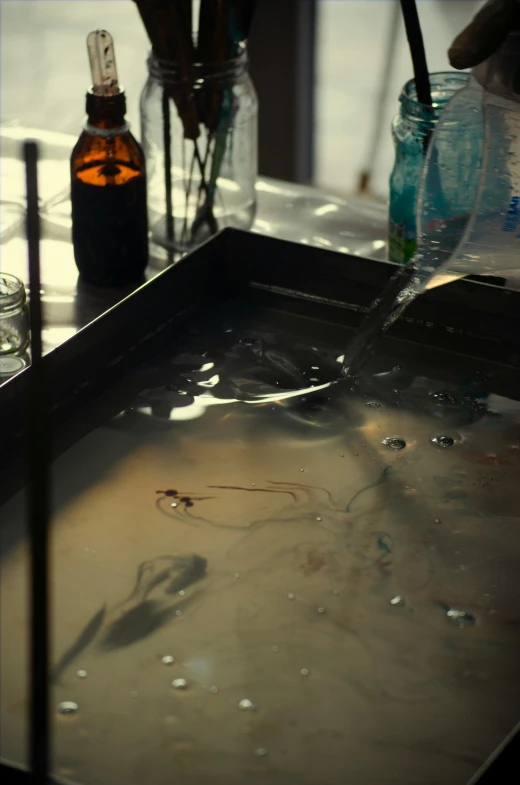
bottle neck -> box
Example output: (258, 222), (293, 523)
(85, 89), (128, 133)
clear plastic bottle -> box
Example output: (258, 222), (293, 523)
(414, 32), (520, 290)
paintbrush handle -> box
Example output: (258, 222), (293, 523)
(134, 0), (200, 139)
(400, 0), (432, 106)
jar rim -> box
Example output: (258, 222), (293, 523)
(400, 70), (468, 110)
(0, 273), (26, 310)
(147, 42), (248, 85)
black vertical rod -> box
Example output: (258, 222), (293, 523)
(24, 139), (50, 784)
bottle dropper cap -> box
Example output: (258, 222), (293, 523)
(87, 30), (120, 96)
(85, 29), (126, 116)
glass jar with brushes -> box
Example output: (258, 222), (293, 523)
(140, 43), (258, 253)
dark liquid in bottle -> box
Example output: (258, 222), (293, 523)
(71, 162), (148, 287)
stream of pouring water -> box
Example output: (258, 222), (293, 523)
(341, 261), (465, 379)
(341, 264), (420, 379)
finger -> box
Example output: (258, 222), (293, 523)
(449, 0), (520, 70)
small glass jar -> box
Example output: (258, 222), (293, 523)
(389, 72), (469, 264)
(0, 273), (29, 355)
(140, 45), (258, 253)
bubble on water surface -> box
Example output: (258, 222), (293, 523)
(161, 655), (175, 665)
(255, 748), (268, 757)
(172, 678), (188, 690)
(238, 698), (257, 711)
(446, 608), (476, 628)
(57, 701), (78, 716)
(431, 435), (454, 448)
(76, 670), (88, 679)
(382, 436), (406, 450)
(390, 595), (405, 606)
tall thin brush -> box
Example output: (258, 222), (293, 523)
(399, 0), (432, 107)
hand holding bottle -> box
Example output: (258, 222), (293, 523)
(449, 0), (520, 69)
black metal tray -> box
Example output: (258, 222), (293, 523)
(1, 228), (520, 469)
(2, 229), (520, 785)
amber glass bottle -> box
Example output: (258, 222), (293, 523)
(71, 32), (148, 287)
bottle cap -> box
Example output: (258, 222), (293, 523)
(85, 89), (126, 118)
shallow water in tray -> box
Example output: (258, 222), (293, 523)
(2, 314), (520, 785)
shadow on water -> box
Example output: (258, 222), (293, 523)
(52, 554), (208, 683)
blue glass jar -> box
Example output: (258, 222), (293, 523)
(388, 72), (469, 264)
